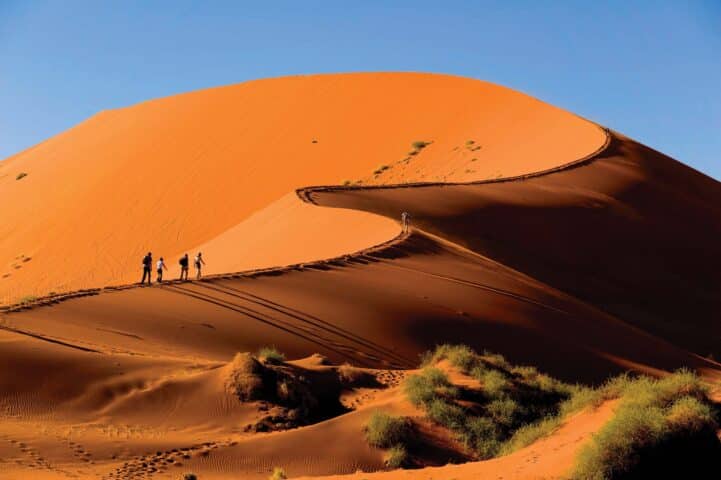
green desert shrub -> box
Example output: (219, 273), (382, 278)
(427, 398), (465, 430)
(365, 411), (411, 449)
(268, 467), (287, 480)
(412, 345), (719, 472)
(257, 346), (286, 364)
(17, 295), (37, 305)
(404, 367), (458, 406)
(573, 370), (716, 480)
(421, 344), (476, 372)
(383, 445), (408, 468)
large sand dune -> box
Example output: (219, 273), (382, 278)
(0, 73), (719, 479)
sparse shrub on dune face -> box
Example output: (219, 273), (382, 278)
(364, 411), (413, 469)
(268, 466), (287, 480)
(181, 473), (198, 480)
(365, 411), (412, 448)
(337, 362), (372, 386)
(257, 346), (286, 364)
(16, 172), (28, 180)
(384, 445), (408, 468)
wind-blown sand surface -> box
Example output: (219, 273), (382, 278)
(0, 73), (719, 479)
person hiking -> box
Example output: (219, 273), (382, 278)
(401, 211), (411, 233)
(141, 252), (153, 285)
(178, 253), (189, 281)
(156, 257), (167, 283)
(194, 252), (205, 280)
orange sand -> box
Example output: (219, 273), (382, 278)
(0, 72), (603, 303)
(1, 73), (719, 480)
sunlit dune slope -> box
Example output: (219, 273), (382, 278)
(0, 72), (604, 303)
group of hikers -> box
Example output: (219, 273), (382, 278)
(141, 251), (205, 285)
(138, 213), (410, 285)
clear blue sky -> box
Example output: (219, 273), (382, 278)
(1, 1), (719, 178)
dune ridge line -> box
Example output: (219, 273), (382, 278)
(0, 126), (610, 315)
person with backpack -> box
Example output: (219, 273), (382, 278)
(179, 253), (189, 281)
(194, 252), (205, 280)
(156, 257), (168, 283)
(141, 252), (153, 285)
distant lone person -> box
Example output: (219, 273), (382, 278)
(401, 211), (411, 233)
(179, 253), (189, 281)
(156, 257), (167, 283)
(194, 252), (205, 280)
(141, 252), (153, 285)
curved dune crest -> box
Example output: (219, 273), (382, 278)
(0, 72), (604, 303)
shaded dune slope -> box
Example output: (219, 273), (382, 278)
(303, 131), (721, 363)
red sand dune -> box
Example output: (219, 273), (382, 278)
(0, 72), (603, 304)
(0, 73), (719, 479)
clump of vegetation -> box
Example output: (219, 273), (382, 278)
(573, 370), (717, 479)
(257, 346), (286, 364)
(16, 172), (27, 180)
(412, 344), (719, 477)
(384, 445), (408, 468)
(17, 295), (38, 305)
(268, 466), (287, 480)
(337, 362), (369, 386)
(224, 352), (264, 401)
(465, 140), (475, 146)
(342, 179), (353, 186)
(407, 140), (431, 156)
(182, 474), (198, 480)
(373, 164), (390, 175)
(365, 411), (412, 448)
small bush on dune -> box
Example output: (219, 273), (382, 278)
(182, 474), (198, 480)
(257, 346), (286, 364)
(384, 445), (408, 468)
(411, 140), (430, 150)
(365, 411), (411, 448)
(16, 172), (28, 180)
(17, 295), (37, 305)
(337, 363), (371, 386)
(373, 164), (390, 175)
(421, 344), (476, 372)
(404, 367), (458, 406)
(269, 466), (287, 480)
(666, 396), (714, 433)
(477, 369), (509, 399)
(486, 397), (521, 427)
